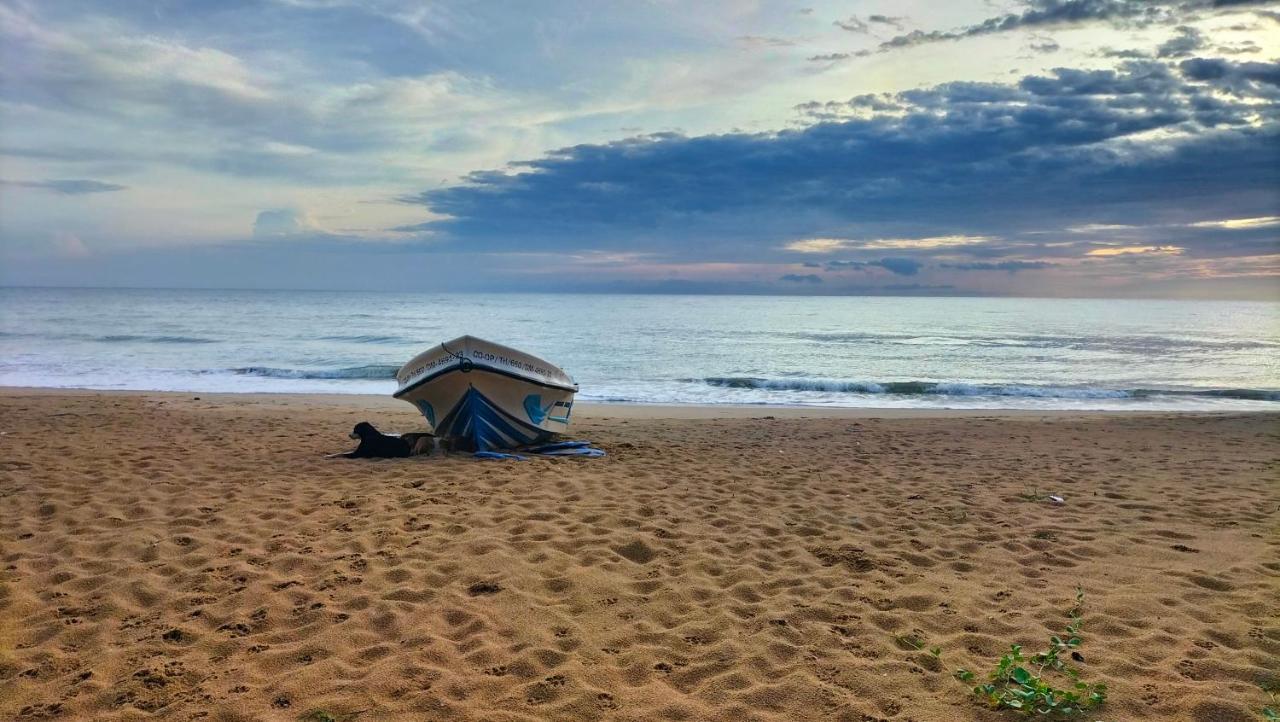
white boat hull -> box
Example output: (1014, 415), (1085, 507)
(393, 336), (577, 450)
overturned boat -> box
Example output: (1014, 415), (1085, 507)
(393, 336), (577, 450)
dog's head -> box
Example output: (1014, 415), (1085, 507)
(351, 421), (378, 440)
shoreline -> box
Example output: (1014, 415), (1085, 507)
(2, 386), (1277, 420)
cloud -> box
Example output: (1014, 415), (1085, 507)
(835, 14), (907, 34)
(1178, 57), (1280, 87)
(1156, 26), (1207, 58)
(1085, 245), (1184, 256)
(253, 209), (314, 237)
(1098, 47), (1151, 59)
(833, 16), (870, 33)
(403, 59), (1280, 270)
(868, 15), (907, 30)
(1028, 36), (1061, 53)
(825, 258), (924, 276)
(1189, 215), (1280, 229)
(876, 0), (1271, 52)
(1215, 40), (1262, 54)
(780, 273), (822, 283)
(940, 260), (1056, 271)
(4, 1), (1275, 297)
(0, 4), (585, 187)
(2, 179), (127, 194)
(785, 235), (991, 252)
(785, 238), (849, 253)
(737, 35), (796, 48)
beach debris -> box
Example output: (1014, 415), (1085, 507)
(474, 451), (528, 461)
(474, 440), (605, 461)
(1048, 495), (1065, 504)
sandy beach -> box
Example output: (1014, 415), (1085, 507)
(1, 388), (1276, 722)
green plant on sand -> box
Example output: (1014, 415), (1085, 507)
(893, 633), (925, 651)
(957, 588), (1107, 717)
(1262, 681), (1280, 721)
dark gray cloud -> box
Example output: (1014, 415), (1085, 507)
(808, 51), (871, 62)
(1098, 47), (1152, 58)
(940, 260), (1057, 272)
(868, 15), (907, 30)
(877, 0), (1271, 52)
(825, 258), (924, 276)
(833, 16), (870, 33)
(834, 14), (907, 33)
(2, 178), (127, 194)
(1215, 40), (1262, 54)
(1157, 26), (1207, 57)
(401, 58), (1280, 267)
(780, 273), (823, 283)
(1178, 57), (1280, 87)
(1029, 37), (1062, 53)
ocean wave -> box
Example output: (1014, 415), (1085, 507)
(775, 331), (1279, 351)
(1150, 388), (1280, 402)
(317, 334), (411, 345)
(696, 377), (1279, 401)
(99, 334), (218, 344)
(232, 364), (399, 380)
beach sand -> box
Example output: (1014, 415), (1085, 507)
(1, 389), (1276, 722)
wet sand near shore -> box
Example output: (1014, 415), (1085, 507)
(1, 389), (1277, 721)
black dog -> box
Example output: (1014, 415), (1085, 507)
(344, 421), (411, 458)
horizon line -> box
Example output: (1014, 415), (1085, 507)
(1, 284), (1275, 303)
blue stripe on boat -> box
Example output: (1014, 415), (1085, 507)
(435, 385), (552, 450)
(415, 400), (436, 427)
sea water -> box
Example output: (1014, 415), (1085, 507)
(1, 287), (1277, 410)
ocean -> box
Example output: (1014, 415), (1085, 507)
(1, 287), (1277, 410)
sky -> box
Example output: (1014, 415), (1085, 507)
(1, 0), (1278, 298)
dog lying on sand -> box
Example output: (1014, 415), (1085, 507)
(343, 421), (412, 458)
